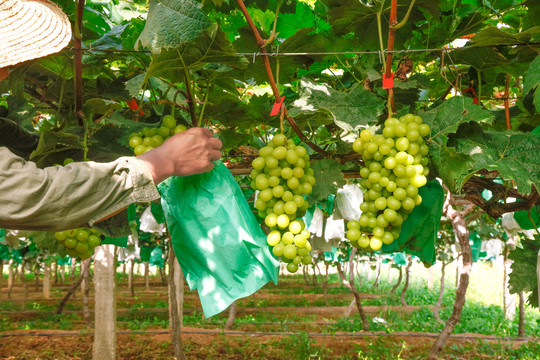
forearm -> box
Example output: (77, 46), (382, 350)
(0, 148), (160, 232)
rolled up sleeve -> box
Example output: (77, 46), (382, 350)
(0, 148), (160, 236)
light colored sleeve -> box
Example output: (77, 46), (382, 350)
(0, 147), (160, 236)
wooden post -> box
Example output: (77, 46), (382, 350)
(144, 261), (150, 291)
(43, 263), (51, 299)
(167, 246), (186, 360)
(93, 245), (116, 360)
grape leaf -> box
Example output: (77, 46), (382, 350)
(307, 158), (345, 203)
(146, 25), (247, 83)
(453, 128), (540, 195)
(421, 97), (493, 192)
(508, 236), (540, 308)
(451, 47), (508, 71)
(522, 55), (540, 114)
(469, 25), (540, 47)
(289, 79), (385, 132)
(137, 0), (213, 54)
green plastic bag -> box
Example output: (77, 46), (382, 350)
(159, 161), (279, 318)
(149, 247), (164, 268)
(381, 180), (445, 265)
(140, 246), (153, 262)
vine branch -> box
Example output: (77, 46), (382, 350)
(236, 0), (330, 157)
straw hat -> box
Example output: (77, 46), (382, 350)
(0, 0), (72, 68)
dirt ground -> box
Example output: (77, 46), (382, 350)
(0, 277), (537, 359)
(0, 327), (533, 360)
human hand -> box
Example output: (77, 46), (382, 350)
(137, 127), (222, 184)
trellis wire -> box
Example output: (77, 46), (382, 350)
(69, 42), (540, 57)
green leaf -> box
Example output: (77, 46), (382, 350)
(453, 128), (540, 195)
(451, 47), (508, 70)
(469, 25), (540, 47)
(421, 97), (494, 148)
(522, 55), (540, 114)
(307, 158), (345, 203)
(421, 97), (493, 192)
(29, 131), (83, 167)
(137, 0), (213, 53)
(290, 79), (385, 132)
(146, 25), (248, 83)
(381, 180), (445, 265)
(508, 237), (540, 308)
(204, 91), (276, 129)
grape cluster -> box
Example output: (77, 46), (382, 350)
(250, 134), (316, 273)
(128, 115), (187, 155)
(54, 228), (102, 260)
(347, 113), (430, 251)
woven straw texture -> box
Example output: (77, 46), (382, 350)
(0, 0), (72, 68)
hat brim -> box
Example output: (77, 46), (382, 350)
(0, 0), (72, 68)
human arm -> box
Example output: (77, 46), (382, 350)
(0, 127), (222, 235)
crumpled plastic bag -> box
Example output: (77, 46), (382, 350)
(117, 233), (140, 262)
(140, 206), (167, 235)
(324, 213), (345, 241)
(158, 161), (279, 318)
(333, 184), (363, 221)
(307, 207), (324, 237)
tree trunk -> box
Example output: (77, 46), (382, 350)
(391, 266), (402, 295)
(60, 264), (65, 283)
(52, 262), (58, 284)
(43, 263), (51, 299)
(400, 256), (412, 306)
(518, 292), (526, 337)
(336, 248), (369, 330)
(20, 261), (28, 310)
(428, 198), (474, 360)
(168, 256), (184, 329)
(7, 259), (15, 299)
(225, 301), (237, 330)
(312, 261), (319, 285)
(0, 260), (3, 290)
(503, 247), (516, 320)
(57, 271), (84, 314)
(34, 264), (40, 292)
(128, 259), (135, 297)
(71, 260), (76, 282)
(323, 263), (329, 306)
(167, 246), (186, 360)
(373, 257), (382, 288)
(144, 261), (150, 291)
(344, 298), (356, 317)
(82, 259), (91, 327)
(303, 263), (309, 285)
(433, 259), (447, 323)
(93, 245), (117, 360)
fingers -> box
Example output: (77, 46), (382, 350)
(188, 127), (213, 138)
(209, 137), (223, 150)
(209, 149), (222, 161)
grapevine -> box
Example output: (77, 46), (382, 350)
(127, 115), (187, 155)
(250, 134), (316, 273)
(347, 113), (430, 251)
(54, 227), (103, 260)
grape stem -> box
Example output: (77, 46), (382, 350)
(236, 0), (330, 157)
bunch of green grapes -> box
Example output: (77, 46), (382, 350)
(54, 228), (102, 260)
(347, 113), (430, 251)
(250, 134), (316, 273)
(128, 115), (187, 155)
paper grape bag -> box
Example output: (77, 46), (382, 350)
(159, 161), (279, 318)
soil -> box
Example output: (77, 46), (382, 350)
(0, 276), (535, 359)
